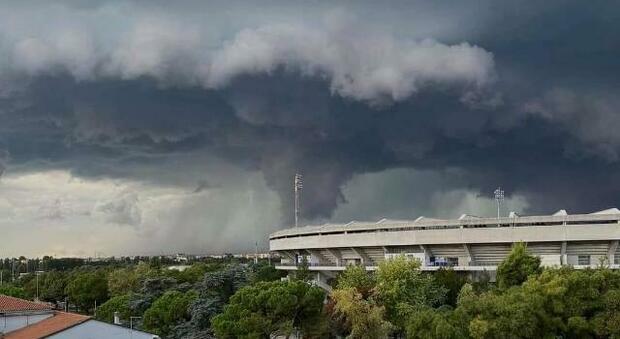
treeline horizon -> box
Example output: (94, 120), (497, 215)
(1, 244), (620, 338)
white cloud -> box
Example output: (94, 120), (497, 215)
(105, 19), (203, 82)
(206, 25), (495, 104)
(12, 30), (98, 80)
(0, 169), (282, 257)
(0, 5), (495, 104)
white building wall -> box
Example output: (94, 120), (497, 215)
(47, 320), (159, 339)
(271, 224), (620, 251)
(0, 313), (53, 334)
(539, 254), (562, 267)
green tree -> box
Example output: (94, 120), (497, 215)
(0, 285), (27, 299)
(38, 271), (68, 302)
(163, 263), (211, 284)
(336, 265), (375, 297)
(434, 268), (467, 307)
(496, 242), (541, 289)
(65, 270), (109, 313)
(591, 289), (620, 337)
(143, 290), (198, 336)
(294, 256), (312, 282)
(453, 267), (620, 338)
(457, 285), (551, 338)
(130, 276), (179, 315)
(375, 256), (446, 330)
(211, 280), (326, 338)
(405, 307), (466, 339)
(96, 294), (132, 324)
(173, 264), (251, 337)
(149, 256), (162, 269)
(108, 268), (140, 297)
(471, 270), (492, 293)
(135, 261), (158, 280)
(330, 287), (391, 339)
(179, 263), (209, 283)
(328, 265), (378, 337)
(250, 262), (285, 284)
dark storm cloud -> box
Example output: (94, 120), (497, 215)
(1, 0), (620, 234)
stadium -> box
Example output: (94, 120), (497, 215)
(269, 208), (620, 288)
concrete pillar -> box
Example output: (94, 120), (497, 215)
(314, 271), (333, 292)
(420, 245), (431, 266)
(279, 251), (296, 265)
(351, 247), (372, 266)
(462, 244), (472, 266)
(608, 240), (618, 266)
(307, 249), (332, 266)
(560, 241), (567, 265)
(326, 248), (342, 266)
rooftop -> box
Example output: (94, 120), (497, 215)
(4, 312), (90, 339)
(270, 208), (620, 239)
(0, 295), (52, 314)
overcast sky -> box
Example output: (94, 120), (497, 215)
(1, 1), (619, 257)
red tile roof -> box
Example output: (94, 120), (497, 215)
(4, 311), (91, 339)
(0, 295), (52, 313)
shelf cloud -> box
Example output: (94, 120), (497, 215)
(0, 0), (619, 256)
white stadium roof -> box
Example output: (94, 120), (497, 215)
(270, 208), (620, 239)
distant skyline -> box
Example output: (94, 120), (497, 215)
(1, 1), (619, 256)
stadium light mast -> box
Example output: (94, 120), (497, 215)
(254, 241), (259, 265)
(294, 173), (303, 228)
(494, 187), (505, 219)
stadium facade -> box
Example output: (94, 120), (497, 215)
(269, 208), (620, 289)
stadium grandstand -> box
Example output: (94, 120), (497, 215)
(269, 208), (620, 289)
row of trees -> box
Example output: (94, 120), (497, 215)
(211, 243), (620, 338)
(0, 258), (286, 338)
(209, 253), (469, 337)
(321, 242), (620, 338)
(0, 255), (226, 281)
(3, 244), (620, 338)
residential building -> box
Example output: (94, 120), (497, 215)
(0, 295), (159, 339)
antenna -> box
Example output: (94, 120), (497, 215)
(494, 187), (505, 219)
(294, 173), (303, 228)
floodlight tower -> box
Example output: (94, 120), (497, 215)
(494, 187), (505, 219)
(294, 173), (303, 228)
(254, 241), (259, 265)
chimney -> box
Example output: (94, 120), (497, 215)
(113, 312), (121, 325)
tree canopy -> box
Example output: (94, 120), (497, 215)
(336, 265), (375, 297)
(375, 256), (447, 330)
(211, 280), (326, 338)
(496, 242), (541, 289)
(5, 250), (620, 339)
(108, 268), (140, 297)
(96, 294), (132, 324)
(0, 285), (27, 299)
(330, 287), (392, 339)
(143, 290), (198, 336)
(65, 270), (109, 312)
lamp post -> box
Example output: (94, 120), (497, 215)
(130, 316), (142, 339)
(36, 272), (40, 301)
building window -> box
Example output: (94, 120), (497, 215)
(578, 255), (590, 265)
